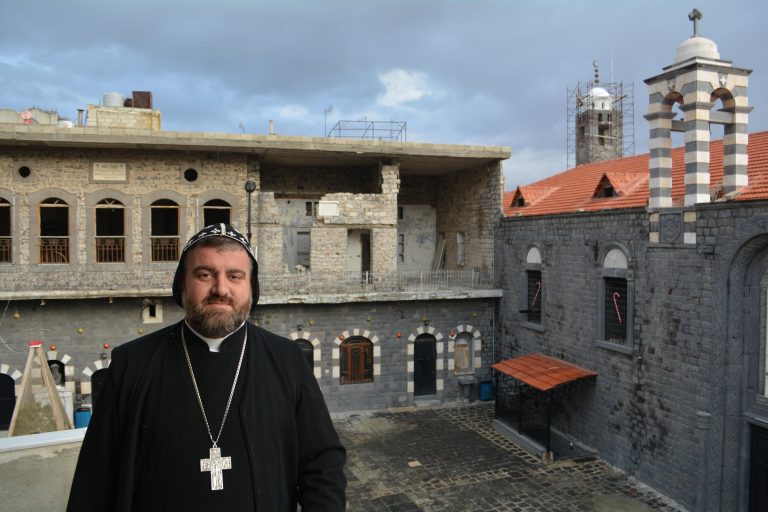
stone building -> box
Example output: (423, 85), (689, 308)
(497, 15), (767, 512)
(0, 99), (509, 423)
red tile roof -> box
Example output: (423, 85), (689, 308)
(504, 131), (768, 217)
(491, 353), (597, 392)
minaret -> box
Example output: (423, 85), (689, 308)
(575, 63), (624, 165)
(645, 8), (752, 208)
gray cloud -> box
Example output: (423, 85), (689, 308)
(2, 0), (766, 189)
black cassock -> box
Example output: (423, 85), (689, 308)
(67, 321), (346, 511)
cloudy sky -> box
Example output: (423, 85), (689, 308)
(2, 0), (766, 189)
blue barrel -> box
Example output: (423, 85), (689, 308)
(75, 408), (92, 428)
(480, 381), (494, 401)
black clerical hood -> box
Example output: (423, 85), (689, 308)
(172, 223), (259, 311)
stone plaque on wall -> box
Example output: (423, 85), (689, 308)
(91, 162), (127, 182)
(659, 212), (682, 243)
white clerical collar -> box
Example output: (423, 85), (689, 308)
(184, 320), (246, 353)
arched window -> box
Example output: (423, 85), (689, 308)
(150, 199), (179, 261)
(39, 197), (69, 263)
(0, 197), (10, 263)
(454, 332), (473, 375)
(597, 246), (633, 353)
(340, 336), (373, 385)
(203, 199), (231, 226)
(523, 246), (543, 326)
(297, 339), (314, 370)
(95, 198), (125, 262)
(47, 360), (66, 387)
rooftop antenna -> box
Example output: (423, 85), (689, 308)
(238, 121), (245, 134)
(610, 49), (615, 84)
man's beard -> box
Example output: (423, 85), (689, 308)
(184, 294), (251, 338)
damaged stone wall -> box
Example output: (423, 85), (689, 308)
(437, 161), (502, 272)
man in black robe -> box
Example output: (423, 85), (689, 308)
(67, 224), (347, 511)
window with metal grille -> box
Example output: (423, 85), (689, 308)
(203, 199), (231, 226)
(526, 270), (542, 324)
(150, 199), (179, 261)
(39, 198), (69, 263)
(0, 198), (10, 263)
(604, 277), (627, 342)
(95, 199), (125, 263)
(340, 337), (373, 384)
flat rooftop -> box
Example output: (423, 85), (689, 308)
(0, 124), (510, 175)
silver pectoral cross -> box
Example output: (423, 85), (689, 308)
(200, 446), (232, 491)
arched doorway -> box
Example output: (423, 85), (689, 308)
(414, 334), (436, 396)
(0, 373), (16, 429)
(91, 369), (108, 409)
(297, 339), (314, 371)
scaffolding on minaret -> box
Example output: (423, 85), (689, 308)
(567, 62), (635, 168)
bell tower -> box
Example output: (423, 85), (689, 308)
(645, 8), (752, 208)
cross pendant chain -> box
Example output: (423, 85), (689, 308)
(181, 327), (248, 492)
(200, 446), (232, 491)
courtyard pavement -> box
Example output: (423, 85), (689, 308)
(336, 403), (686, 512)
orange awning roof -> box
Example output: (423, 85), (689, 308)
(492, 353), (597, 392)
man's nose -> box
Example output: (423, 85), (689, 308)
(211, 274), (231, 296)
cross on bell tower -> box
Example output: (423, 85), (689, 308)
(688, 8), (702, 36)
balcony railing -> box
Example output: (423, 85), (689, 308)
(39, 237), (69, 264)
(151, 237), (179, 262)
(0, 237), (10, 262)
(96, 237), (125, 263)
(259, 269), (493, 296)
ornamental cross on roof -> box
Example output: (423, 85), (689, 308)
(688, 8), (702, 37)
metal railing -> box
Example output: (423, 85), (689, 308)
(151, 237), (179, 262)
(327, 120), (407, 141)
(259, 269), (492, 296)
(39, 237), (69, 263)
(96, 237), (125, 263)
(0, 237), (10, 262)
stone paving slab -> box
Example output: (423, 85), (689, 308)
(336, 403), (686, 512)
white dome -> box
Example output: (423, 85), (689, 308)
(674, 36), (720, 63)
(588, 87), (612, 110)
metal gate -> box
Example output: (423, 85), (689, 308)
(414, 335), (436, 396)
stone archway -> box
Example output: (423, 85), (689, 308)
(45, 349), (76, 394)
(81, 358), (111, 407)
(447, 324), (482, 375)
(289, 329), (321, 379)
(0, 363), (22, 429)
(406, 326), (444, 396)
(332, 328), (379, 382)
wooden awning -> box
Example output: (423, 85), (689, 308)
(492, 353), (597, 392)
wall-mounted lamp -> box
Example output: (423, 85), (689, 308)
(396, 332), (402, 338)
(40, 299), (46, 306)
(297, 324), (304, 332)
(77, 327), (84, 334)
(108, 297), (114, 304)
(137, 328), (145, 335)
(338, 335), (345, 341)
(421, 316), (429, 326)
(244, 180), (257, 242)
(50, 344), (57, 351)
(13, 309), (20, 319)
(308, 319), (315, 326)
(450, 330), (456, 338)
